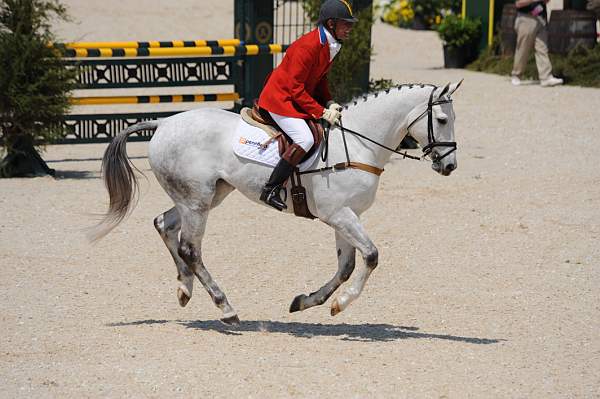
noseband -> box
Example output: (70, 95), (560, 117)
(407, 88), (457, 161)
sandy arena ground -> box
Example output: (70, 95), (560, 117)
(1, 1), (599, 398)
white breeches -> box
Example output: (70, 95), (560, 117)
(269, 112), (314, 152)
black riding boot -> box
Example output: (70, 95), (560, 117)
(260, 158), (295, 211)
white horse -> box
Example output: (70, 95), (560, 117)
(93, 81), (462, 325)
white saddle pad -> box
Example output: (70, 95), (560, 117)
(233, 119), (320, 172)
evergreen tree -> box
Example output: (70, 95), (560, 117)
(0, 0), (74, 177)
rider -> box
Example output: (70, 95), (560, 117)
(257, 0), (357, 211)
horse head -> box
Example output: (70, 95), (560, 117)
(405, 80), (462, 176)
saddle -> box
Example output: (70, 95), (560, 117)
(240, 103), (324, 220)
(240, 102), (324, 164)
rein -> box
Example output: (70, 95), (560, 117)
(336, 124), (421, 161)
(300, 87), (456, 176)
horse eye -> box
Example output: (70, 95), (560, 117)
(437, 118), (447, 125)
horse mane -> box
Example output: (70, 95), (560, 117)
(342, 83), (438, 110)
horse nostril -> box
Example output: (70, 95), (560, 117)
(445, 163), (455, 173)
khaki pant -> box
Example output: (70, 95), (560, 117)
(511, 13), (553, 81)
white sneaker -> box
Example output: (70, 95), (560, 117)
(540, 76), (564, 87)
(511, 76), (521, 86)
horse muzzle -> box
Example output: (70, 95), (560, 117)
(432, 160), (456, 176)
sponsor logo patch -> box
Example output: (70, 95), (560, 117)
(239, 137), (264, 148)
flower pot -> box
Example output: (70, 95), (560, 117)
(443, 45), (468, 68)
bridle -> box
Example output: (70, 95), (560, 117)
(406, 88), (456, 162)
(300, 87), (456, 176)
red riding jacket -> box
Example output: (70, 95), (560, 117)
(258, 26), (333, 120)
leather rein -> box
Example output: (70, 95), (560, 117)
(299, 87), (456, 176)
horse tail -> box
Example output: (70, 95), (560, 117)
(88, 121), (159, 242)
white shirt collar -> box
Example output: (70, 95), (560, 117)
(322, 25), (342, 61)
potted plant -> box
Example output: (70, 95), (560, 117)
(437, 14), (482, 68)
(412, 0), (461, 30)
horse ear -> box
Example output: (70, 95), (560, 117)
(448, 79), (464, 96)
(438, 82), (451, 98)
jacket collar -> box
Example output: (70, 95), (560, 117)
(319, 24), (341, 60)
(318, 24), (327, 45)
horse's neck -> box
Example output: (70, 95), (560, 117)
(338, 87), (430, 167)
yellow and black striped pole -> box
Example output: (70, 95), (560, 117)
(70, 92), (240, 106)
(63, 44), (286, 58)
(64, 39), (241, 49)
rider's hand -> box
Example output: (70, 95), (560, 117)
(322, 107), (341, 126)
(326, 101), (342, 112)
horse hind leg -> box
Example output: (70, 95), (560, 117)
(153, 179), (234, 308)
(154, 207), (194, 307)
(289, 232), (356, 312)
(177, 203), (239, 326)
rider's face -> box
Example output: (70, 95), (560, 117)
(328, 20), (354, 41)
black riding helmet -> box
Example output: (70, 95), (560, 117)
(317, 0), (359, 25)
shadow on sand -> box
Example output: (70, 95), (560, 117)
(107, 319), (504, 344)
(44, 155), (149, 180)
(53, 170), (100, 179)
(46, 155), (147, 163)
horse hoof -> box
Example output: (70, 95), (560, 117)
(220, 315), (241, 326)
(177, 287), (191, 307)
(330, 299), (342, 316)
(289, 294), (306, 313)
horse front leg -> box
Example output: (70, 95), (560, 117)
(289, 231), (356, 313)
(154, 207), (194, 307)
(325, 207), (379, 316)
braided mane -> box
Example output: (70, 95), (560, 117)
(342, 83), (438, 110)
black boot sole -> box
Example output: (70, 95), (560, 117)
(264, 198), (287, 211)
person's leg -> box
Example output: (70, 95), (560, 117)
(260, 112), (314, 210)
(269, 113), (314, 152)
(534, 24), (553, 81)
(512, 15), (538, 80)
